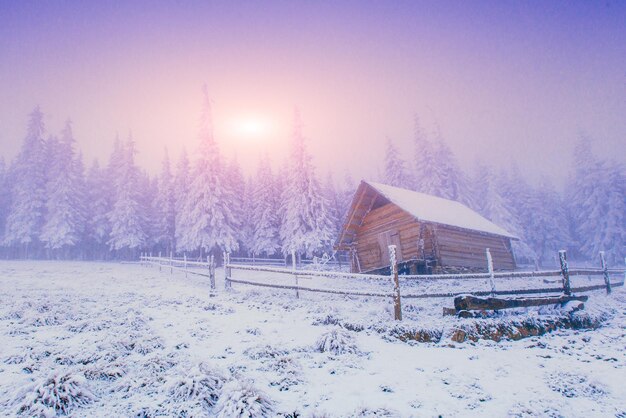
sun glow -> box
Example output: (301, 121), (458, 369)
(231, 117), (271, 140)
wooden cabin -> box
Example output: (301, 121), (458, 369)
(336, 181), (518, 274)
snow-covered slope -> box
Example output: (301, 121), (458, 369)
(0, 261), (624, 417)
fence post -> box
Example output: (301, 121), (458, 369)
(599, 251), (611, 294)
(558, 250), (571, 296)
(158, 251), (162, 272)
(209, 255), (216, 290)
(486, 248), (496, 296)
(224, 252), (231, 289)
(388, 245), (402, 321)
(170, 251), (174, 274)
(292, 249), (299, 299)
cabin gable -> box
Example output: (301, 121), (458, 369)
(337, 181), (517, 273)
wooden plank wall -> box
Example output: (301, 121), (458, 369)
(435, 225), (516, 270)
(353, 203), (435, 272)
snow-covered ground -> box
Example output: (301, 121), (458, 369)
(0, 261), (624, 417)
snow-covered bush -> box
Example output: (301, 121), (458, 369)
(349, 406), (401, 417)
(266, 356), (303, 391)
(214, 380), (275, 418)
(548, 372), (607, 399)
(314, 328), (359, 355)
(166, 363), (227, 410)
(244, 345), (288, 360)
(16, 371), (95, 416)
(83, 363), (125, 381)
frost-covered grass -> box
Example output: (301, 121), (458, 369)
(0, 261), (624, 417)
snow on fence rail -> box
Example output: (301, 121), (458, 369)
(140, 249), (624, 321)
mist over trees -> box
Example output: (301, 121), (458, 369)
(0, 92), (623, 267)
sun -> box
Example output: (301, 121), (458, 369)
(233, 117), (270, 140)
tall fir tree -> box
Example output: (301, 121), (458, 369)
(40, 121), (87, 253)
(473, 161), (536, 263)
(225, 155), (246, 253)
(383, 138), (412, 189)
(570, 138), (625, 265)
(181, 86), (239, 255)
(107, 135), (147, 255)
(4, 107), (48, 255)
(324, 173), (344, 245)
(250, 156), (281, 256)
(154, 149), (176, 254)
(525, 177), (570, 266)
(174, 149), (192, 253)
(280, 109), (335, 257)
(412, 115), (439, 195)
(85, 159), (111, 258)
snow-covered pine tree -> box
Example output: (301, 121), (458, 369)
(182, 86), (238, 256)
(3, 107), (48, 256)
(85, 159), (111, 259)
(139, 170), (159, 251)
(240, 176), (256, 255)
(524, 177), (570, 266)
(225, 155), (245, 254)
(431, 132), (474, 208)
(174, 149), (193, 254)
(383, 138), (412, 189)
(107, 135), (147, 257)
(154, 149), (176, 254)
(280, 109), (335, 258)
(412, 115), (439, 195)
(570, 137), (625, 265)
(473, 161), (536, 264)
(324, 173), (344, 245)
(250, 155), (280, 256)
(599, 161), (625, 265)
(40, 121), (87, 255)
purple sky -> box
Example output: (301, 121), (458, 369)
(1, 1), (625, 185)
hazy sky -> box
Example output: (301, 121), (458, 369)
(1, 1), (625, 186)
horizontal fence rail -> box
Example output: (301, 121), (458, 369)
(141, 249), (625, 321)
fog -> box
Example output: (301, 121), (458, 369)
(1, 1), (625, 186)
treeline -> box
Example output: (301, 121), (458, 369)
(0, 87), (350, 261)
(383, 118), (625, 266)
(0, 88), (623, 266)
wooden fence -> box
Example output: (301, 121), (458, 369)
(140, 249), (624, 321)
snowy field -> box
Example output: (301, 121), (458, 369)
(0, 261), (624, 417)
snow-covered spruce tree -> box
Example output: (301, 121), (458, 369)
(240, 176), (256, 255)
(154, 149), (176, 254)
(250, 155), (280, 256)
(139, 170), (159, 251)
(569, 138), (625, 265)
(85, 159), (112, 259)
(107, 136), (147, 258)
(411, 115), (439, 195)
(280, 108), (335, 258)
(473, 161), (536, 263)
(431, 133), (475, 208)
(524, 177), (570, 266)
(324, 173), (345, 244)
(225, 155), (246, 254)
(3, 106), (48, 257)
(174, 149), (193, 254)
(181, 86), (238, 257)
(40, 121), (87, 256)
(383, 138), (412, 189)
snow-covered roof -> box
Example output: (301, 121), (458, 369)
(365, 181), (518, 239)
